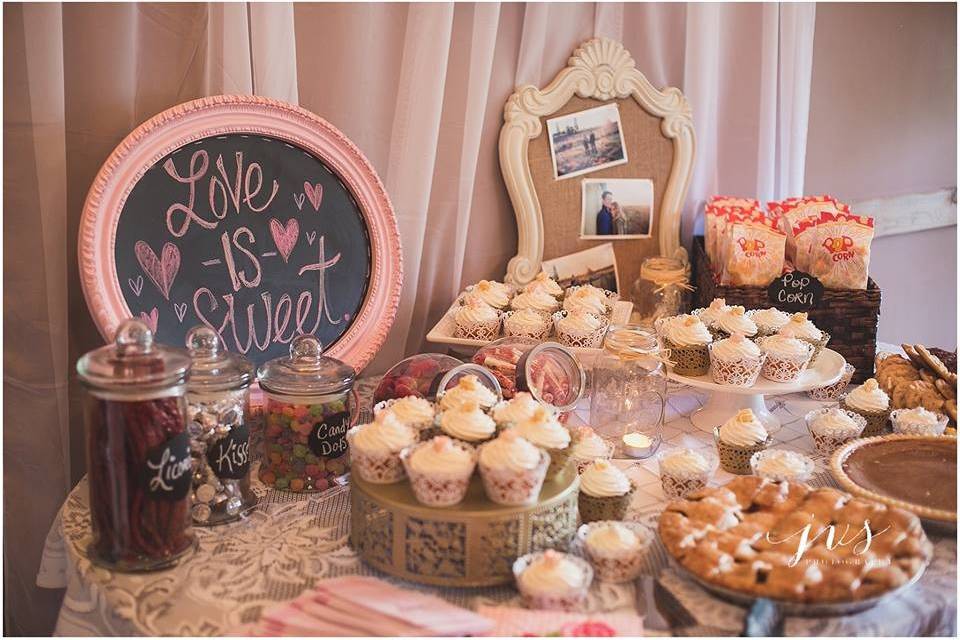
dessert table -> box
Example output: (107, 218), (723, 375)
(37, 371), (957, 636)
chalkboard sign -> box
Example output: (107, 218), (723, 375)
(80, 96), (402, 371)
(767, 271), (824, 311)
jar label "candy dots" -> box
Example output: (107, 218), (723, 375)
(308, 412), (350, 458)
(206, 423), (251, 480)
(141, 432), (193, 500)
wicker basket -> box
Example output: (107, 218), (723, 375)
(692, 237), (880, 383)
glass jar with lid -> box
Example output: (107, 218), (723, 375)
(632, 257), (692, 328)
(257, 335), (357, 492)
(589, 325), (667, 458)
(184, 325), (256, 525)
(76, 318), (195, 571)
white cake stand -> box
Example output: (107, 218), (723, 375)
(667, 348), (847, 433)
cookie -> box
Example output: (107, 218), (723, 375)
(919, 368), (938, 385)
(902, 344), (927, 371)
(916, 345), (951, 380)
(877, 365), (919, 393)
(935, 378), (956, 401)
(876, 354), (913, 372)
(945, 399), (957, 423)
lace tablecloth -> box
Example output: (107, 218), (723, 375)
(38, 378), (957, 636)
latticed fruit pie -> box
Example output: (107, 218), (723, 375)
(658, 476), (932, 603)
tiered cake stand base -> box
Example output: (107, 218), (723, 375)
(667, 348), (847, 433)
(350, 466), (580, 587)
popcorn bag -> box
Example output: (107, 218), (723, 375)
(770, 195), (850, 264)
(724, 219), (786, 286)
(804, 212), (875, 290)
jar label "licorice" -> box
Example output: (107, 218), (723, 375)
(206, 423), (251, 480)
(142, 432), (193, 500)
(308, 411), (350, 458)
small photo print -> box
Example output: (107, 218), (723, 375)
(547, 103), (628, 180)
(541, 243), (620, 294)
(580, 178), (654, 239)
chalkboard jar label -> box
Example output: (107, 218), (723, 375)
(767, 271), (824, 312)
(142, 432), (193, 501)
(206, 423), (250, 480)
(308, 411), (350, 459)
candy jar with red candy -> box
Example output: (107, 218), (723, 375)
(257, 335), (356, 492)
(76, 318), (196, 571)
(372, 353), (463, 405)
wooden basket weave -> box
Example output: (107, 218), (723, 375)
(691, 236), (880, 384)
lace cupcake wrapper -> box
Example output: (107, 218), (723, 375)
(810, 431), (857, 456)
(800, 331), (831, 364)
(713, 430), (771, 475)
(543, 446), (572, 480)
(478, 450), (550, 506)
(513, 552), (593, 611)
(552, 311), (609, 349)
(664, 340), (710, 376)
(455, 315), (502, 341)
(807, 363), (855, 400)
(841, 398), (890, 437)
(757, 341), (815, 383)
(578, 485), (635, 524)
(804, 407), (866, 456)
(708, 351), (766, 387)
(502, 310), (552, 341)
(660, 473), (708, 500)
(399, 441), (478, 507)
(891, 409), (949, 437)
(350, 449), (407, 484)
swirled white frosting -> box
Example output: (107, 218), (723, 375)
(407, 436), (475, 475)
(381, 396), (435, 426)
(780, 312), (822, 340)
(479, 430), (543, 472)
(760, 333), (812, 360)
(809, 409), (862, 437)
(511, 290), (560, 313)
(580, 459), (632, 497)
(523, 272), (563, 297)
(718, 409), (768, 447)
(439, 401), (496, 442)
(716, 306), (758, 336)
(755, 450), (811, 479)
(844, 378), (889, 412)
(896, 407), (942, 425)
(697, 298), (729, 327)
(563, 288), (608, 316)
(557, 310), (604, 335)
(465, 280), (511, 308)
(660, 448), (710, 477)
(351, 412), (416, 455)
(517, 407), (571, 450)
(492, 392), (542, 426)
(518, 551), (588, 596)
(440, 375), (499, 410)
(666, 315), (713, 346)
(456, 301), (499, 325)
(712, 333), (762, 361)
(748, 307), (790, 332)
(571, 427), (611, 460)
(585, 523), (642, 556)
(505, 308), (549, 334)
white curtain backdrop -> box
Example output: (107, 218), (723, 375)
(4, 3), (815, 634)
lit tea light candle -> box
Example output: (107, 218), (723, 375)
(622, 432), (655, 458)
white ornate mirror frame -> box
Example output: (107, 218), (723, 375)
(498, 38), (696, 285)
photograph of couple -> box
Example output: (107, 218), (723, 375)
(546, 103), (628, 180)
(580, 178), (654, 239)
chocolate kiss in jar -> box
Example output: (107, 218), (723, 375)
(76, 319), (195, 571)
(257, 335), (356, 492)
(184, 325), (256, 525)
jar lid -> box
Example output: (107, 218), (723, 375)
(604, 325), (663, 370)
(435, 363), (503, 403)
(515, 342), (585, 412)
(76, 318), (191, 390)
(257, 334), (355, 396)
(185, 325), (253, 392)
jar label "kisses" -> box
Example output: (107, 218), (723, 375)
(308, 411), (350, 458)
(141, 432), (193, 500)
(206, 423), (250, 480)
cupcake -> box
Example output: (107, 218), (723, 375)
(346, 412), (417, 484)
(503, 308), (551, 340)
(513, 550), (593, 611)
(463, 279), (512, 310)
(455, 301), (501, 341)
(438, 400), (497, 444)
(749, 449), (815, 482)
(709, 333), (765, 387)
(439, 374), (499, 411)
(692, 297), (729, 330)
(511, 289), (561, 314)
(523, 271), (564, 298)
(400, 436), (477, 507)
(713, 409), (771, 474)
(805, 407), (867, 456)
(757, 330), (815, 382)
(662, 315), (713, 376)
(569, 426), (614, 473)
(516, 406), (572, 479)
(566, 284), (616, 303)
(746, 307), (791, 336)
(562, 287), (609, 317)
(578, 459), (635, 523)
(478, 430), (550, 506)
(779, 313), (829, 363)
(375, 395), (436, 438)
(577, 521), (652, 583)
(657, 448), (716, 499)
(714, 305), (758, 339)
(807, 362), (856, 401)
(553, 310), (608, 348)
(891, 407), (949, 436)
(841, 378), (891, 437)
(491, 391), (542, 430)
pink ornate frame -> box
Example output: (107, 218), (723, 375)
(79, 95), (402, 371)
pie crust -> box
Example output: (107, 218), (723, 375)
(658, 476), (933, 603)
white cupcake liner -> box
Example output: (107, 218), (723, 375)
(756, 338), (815, 383)
(502, 310), (552, 341)
(551, 310), (609, 349)
(399, 441), (477, 507)
(749, 449), (815, 482)
(804, 407), (867, 456)
(575, 521), (653, 583)
(840, 395), (891, 437)
(513, 552), (593, 611)
(478, 448), (550, 506)
(656, 449), (718, 500)
(708, 344), (766, 387)
(807, 363), (856, 401)
(346, 429), (408, 484)
(455, 313), (503, 341)
(890, 409), (949, 437)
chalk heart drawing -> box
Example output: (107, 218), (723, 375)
(174, 302), (188, 323)
(304, 182), (323, 211)
(306, 230), (317, 246)
(293, 192), (306, 210)
(135, 240), (181, 300)
(139, 307), (159, 333)
(269, 218), (300, 263)
(128, 275), (144, 297)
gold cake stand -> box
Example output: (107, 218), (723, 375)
(350, 466), (580, 587)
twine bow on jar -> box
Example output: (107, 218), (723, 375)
(603, 325), (675, 368)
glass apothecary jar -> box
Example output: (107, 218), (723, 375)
(632, 257), (692, 328)
(589, 325), (666, 458)
(76, 319), (195, 571)
(372, 353), (464, 406)
(184, 325), (256, 525)
(257, 335), (356, 492)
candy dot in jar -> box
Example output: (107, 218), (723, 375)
(192, 503), (212, 523)
(196, 483), (217, 503)
(219, 408), (241, 426)
(188, 421), (204, 437)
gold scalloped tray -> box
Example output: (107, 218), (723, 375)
(830, 434), (957, 528)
